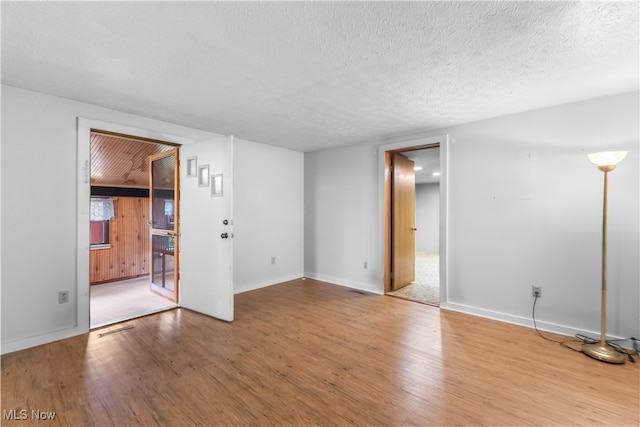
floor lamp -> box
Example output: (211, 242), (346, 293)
(583, 150), (627, 364)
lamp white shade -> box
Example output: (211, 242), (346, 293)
(587, 151), (628, 166)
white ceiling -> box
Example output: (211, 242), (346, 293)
(2, 1), (638, 152)
(404, 148), (441, 184)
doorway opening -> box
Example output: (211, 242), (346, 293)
(89, 130), (179, 328)
(383, 141), (443, 307)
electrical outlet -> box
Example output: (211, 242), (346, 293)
(59, 290), (70, 304)
(364, 261), (368, 269)
(271, 256), (276, 265)
(532, 286), (542, 298)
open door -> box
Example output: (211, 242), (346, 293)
(179, 136), (234, 322)
(391, 153), (416, 291)
(149, 149), (179, 302)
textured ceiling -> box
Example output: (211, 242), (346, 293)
(405, 148), (440, 185)
(2, 1), (638, 152)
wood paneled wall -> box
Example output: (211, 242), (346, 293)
(90, 197), (150, 284)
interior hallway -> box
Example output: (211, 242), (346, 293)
(388, 252), (439, 306)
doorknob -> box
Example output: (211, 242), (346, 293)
(223, 219), (229, 225)
(220, 233), (229, 239)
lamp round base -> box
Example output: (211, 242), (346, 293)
(582, 343), (625, 364)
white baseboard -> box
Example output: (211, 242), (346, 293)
(5, 274), (305, 354)
(299, 275), (623, 342)
(5, 280), (626, 355)
(303, 272), (383, 295)
(440, 301), (624, 341)
(234, 273), (305, 295)
(2, 325), (88, 355)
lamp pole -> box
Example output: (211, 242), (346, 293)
(600, 169), (609, 349)
(582, 162), (625, 364)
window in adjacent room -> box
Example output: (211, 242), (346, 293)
(90, 197), (115, 248)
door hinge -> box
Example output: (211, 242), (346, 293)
(390, 272), (394, 279)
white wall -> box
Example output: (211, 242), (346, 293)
(0, 86), (215, 353)
(0, 86), (305, 353)
(3, 84), (638, 353)
(415, 183), (439, 253)
(305, 92), (639, 339)
(233, 138), (304, 293)
(304, 144), (381, 292)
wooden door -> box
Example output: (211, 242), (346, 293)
(179, 136), (234, 322)
(391, 153), (416, 291)
(149, 149), (179, 302)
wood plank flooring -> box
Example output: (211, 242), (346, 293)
(2, 278), (638, 426)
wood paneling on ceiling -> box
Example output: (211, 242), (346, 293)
(90, 132), (174, 188)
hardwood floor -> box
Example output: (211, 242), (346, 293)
(2, 278), (638, 426)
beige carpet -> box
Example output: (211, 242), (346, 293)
(90, 276), (177, 328)
(388, 252), (439, 306)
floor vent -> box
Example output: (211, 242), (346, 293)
(97, 325), (134, 338)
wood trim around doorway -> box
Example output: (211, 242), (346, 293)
(383, 143), (440, 293)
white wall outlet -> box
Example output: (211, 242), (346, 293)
(58, 290), (70, 304)
(532, 285), (542, 298)
(364, 261), (368, 269)
(271, 256), (276, 265)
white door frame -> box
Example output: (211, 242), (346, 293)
(76, 118), (194, 332)
(378, 134), (450, 306)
